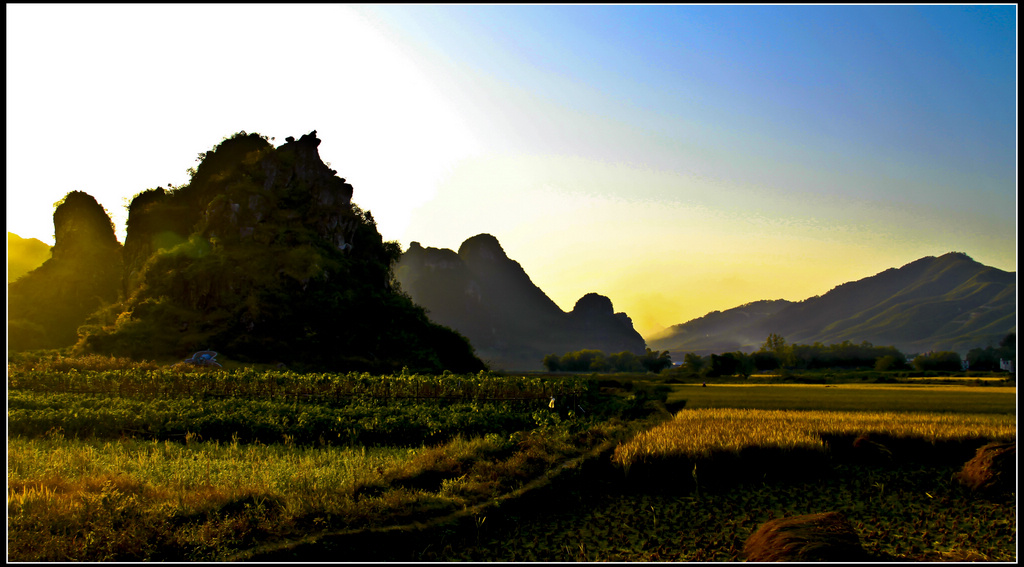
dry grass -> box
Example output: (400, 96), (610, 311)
(7, 352), (162, 373)
(954, 441), (1016, 497)
(742, 511), (869, 562)
(612, 408), (1016, 468)
(7, 419), (635, 561)
(6, 433), (426, 561)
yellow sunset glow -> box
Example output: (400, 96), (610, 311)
(6, 4), (1016, 341)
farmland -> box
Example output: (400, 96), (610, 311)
(666, 382), (1016, 414)
(6, 356), (1017, 561)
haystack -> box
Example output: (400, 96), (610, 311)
(742, 511), (869, 562)
(955, 442), (1015, 497)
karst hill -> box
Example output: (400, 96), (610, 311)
(10, 133), (1013, 370)
(8, 131), (486, 373)
(395, 234), (647, 371)
(8, 192), (123, 351)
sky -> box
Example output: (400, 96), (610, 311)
(6, 4), (1018, 338)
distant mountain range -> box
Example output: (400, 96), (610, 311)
(395, 234), (647, 371)
(648, 252), (1016, 358)
(10, 219), (1015, 367)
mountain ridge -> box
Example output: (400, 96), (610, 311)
(649, 252), (1015, 357)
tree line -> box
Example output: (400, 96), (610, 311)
(962, 333), (1016, 372)
(543, 348), (673, 373)
(672, 333), (1016, 378)
(540, 333), (1016, 378)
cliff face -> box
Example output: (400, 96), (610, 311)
(76, 130), (485, 373)
(395, 234), (647, 370)
(8, 192), (123, 350)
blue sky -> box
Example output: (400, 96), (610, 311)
(6, 4), (1017, 337)
(376, 5), (1015, 205)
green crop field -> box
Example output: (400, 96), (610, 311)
(666, 382), (1016, 414)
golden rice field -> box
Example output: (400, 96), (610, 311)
(612, 408), (1017, 468)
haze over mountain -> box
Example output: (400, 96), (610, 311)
(8, 232), (52, 283)
(649, 252), (1016, 358)
(395, 234), (647, 370)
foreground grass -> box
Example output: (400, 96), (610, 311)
(7, 434), (428, 561)
(7, 417), (641, 562)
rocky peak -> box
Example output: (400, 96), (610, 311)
(51, 191), (121, 262)
(404, 242), (463, 271)
(273, 130), (353, 207)
(8, 191), (122, 350)
(571, 292), (615, 318)
(124, 131), (361, 281)
(458, 233), (508, 265)
(396, 234), (648, 370)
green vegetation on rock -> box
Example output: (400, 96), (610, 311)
(9, 131), (486, 373)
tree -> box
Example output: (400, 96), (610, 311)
(759, 333), (792, 367)
(761, 332), (787, 354)
(999, 332), (1015, 352)
(557, 349), (607, 372)
(607, 351), (643, 373)
(752, 350), (781, 371)
(874, 355), (905, 371)
(912, 351), (962, 372)
(966, 348), (1000, 371)
(682, 352), (706, 376)
(708, 352), (741, 377)
(735, 352), (756, 379)
(542, 354), (561, 372)
(997, 333), (1015, 366)
(640, 348), (673, 373)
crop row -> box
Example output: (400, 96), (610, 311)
(612, 408), (1017, 468)
(7, 368), (589, 402)
(8, 390), (560, 447)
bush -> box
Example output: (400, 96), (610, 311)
(912, 351), (962, 372)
